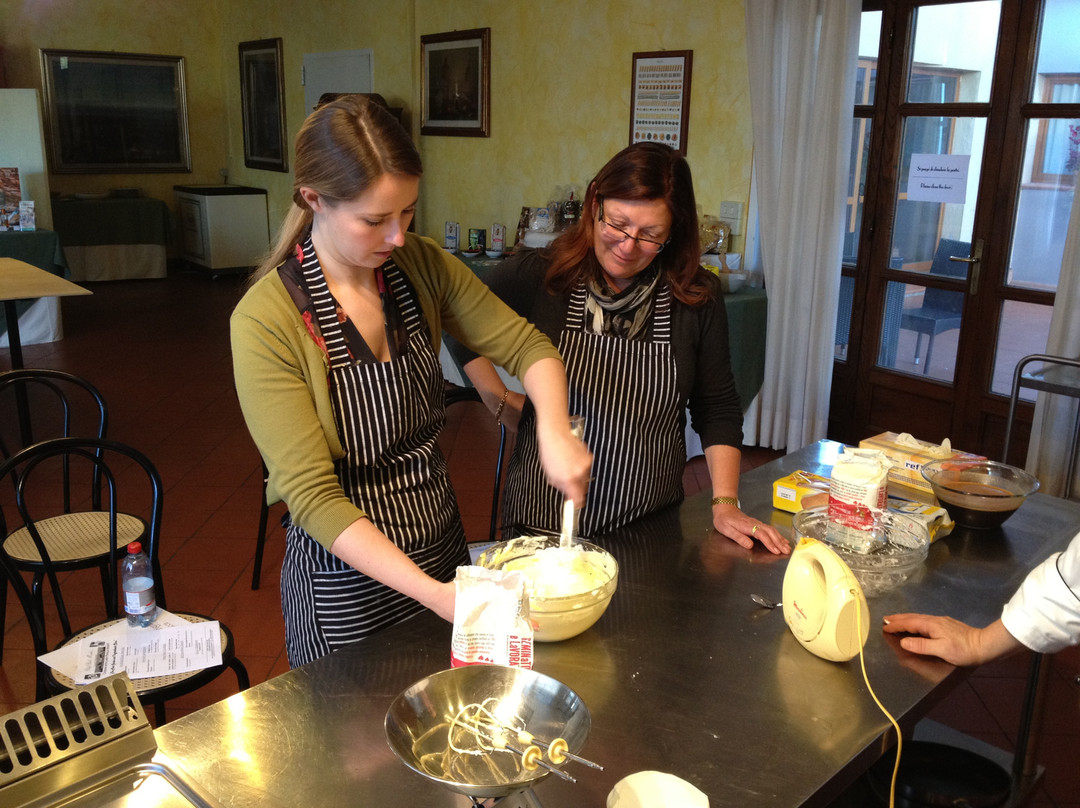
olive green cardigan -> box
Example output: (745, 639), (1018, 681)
(231, 233), (560, 550)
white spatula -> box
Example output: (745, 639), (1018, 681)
(560, 416), (586, 549)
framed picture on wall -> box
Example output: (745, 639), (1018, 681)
(630, 50), (693, 156)
(420, 27), (490, 137)
(40, 49), (191, 173)
(239, 38), (288, 172)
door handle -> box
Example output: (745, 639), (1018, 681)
(949, 238), (983, 295)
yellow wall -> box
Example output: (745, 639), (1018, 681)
(212, 1), (419, 239)
(0, 0), (752, 250)
(411, 0), (754, 249)
(0, 0), (230, 207)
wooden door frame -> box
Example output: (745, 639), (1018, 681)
(830, 0), (1043, 460)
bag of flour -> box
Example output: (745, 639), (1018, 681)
(826, 448), (892, 553)
(451, 566), (534, 669)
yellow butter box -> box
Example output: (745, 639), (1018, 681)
(887, 498), (955, 543)
(772, 470), (830, 513)
(858, 432), (984, 493)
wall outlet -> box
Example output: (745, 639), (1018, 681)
(718, 201), (743, 235)
(719, 201), (743, 220)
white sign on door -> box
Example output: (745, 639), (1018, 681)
(906, 153), (970, 204)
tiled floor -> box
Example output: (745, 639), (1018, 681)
(1, 267), (1077, 806)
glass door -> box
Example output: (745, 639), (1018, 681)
(830, 0), (1078, 459)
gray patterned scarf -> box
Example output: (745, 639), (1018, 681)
(583, 266), (661, 339)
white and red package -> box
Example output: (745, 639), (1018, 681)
(451, 566), (533, 669)
(826, 448), (891, 553)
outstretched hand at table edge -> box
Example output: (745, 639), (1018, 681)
(882, 613), (1024, 667)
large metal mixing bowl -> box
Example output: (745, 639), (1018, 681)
(384, 665), (592, 799)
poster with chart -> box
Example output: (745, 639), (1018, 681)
(630, 51), (693, 155)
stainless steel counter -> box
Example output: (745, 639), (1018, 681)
(154, 440), (1080, 806)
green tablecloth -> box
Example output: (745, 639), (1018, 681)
(723, 286), (768, 409)
(0, 229), (69, 337)
(458, 251), (503, 282)
(51, 197), (170, 247)
(457, 252), (768, 410)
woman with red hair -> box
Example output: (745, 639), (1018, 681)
(458, 143), (786, 553)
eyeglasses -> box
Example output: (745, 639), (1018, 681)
(596, 200), (669, 254)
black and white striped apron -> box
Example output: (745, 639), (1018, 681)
(281, 251), (468, 668)
(502, 282), (684, 537)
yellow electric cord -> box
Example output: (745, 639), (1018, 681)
(854, 589), (902, 808)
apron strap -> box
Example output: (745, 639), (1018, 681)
(299, 236), (353, 368)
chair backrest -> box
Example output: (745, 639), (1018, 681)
(0, 369), (110, 511)
(0, 437), (166, 645)
(923, 238), (971, 312)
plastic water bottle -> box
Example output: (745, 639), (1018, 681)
(122, 541), (159, 627)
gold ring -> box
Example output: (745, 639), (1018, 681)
(752, 525), (759, 535)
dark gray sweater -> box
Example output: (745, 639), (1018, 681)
(449, 248), (744, 450)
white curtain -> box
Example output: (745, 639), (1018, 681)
(1025, 184), (1080, 499)
(743, 0), (861, 451)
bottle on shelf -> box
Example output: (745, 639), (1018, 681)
(561, 190), (581, 229)
(122, 541), (159, 627)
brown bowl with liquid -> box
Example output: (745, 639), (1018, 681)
(921, 459), (1040, 530)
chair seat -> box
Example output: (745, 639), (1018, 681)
(45, 612), (241, 701)
(2, 436), (250, 714)
(3, 511), (145, 565)
(901, 306), (963, 334)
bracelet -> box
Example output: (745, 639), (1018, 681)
(711, 496), (740, 507)
(494, 389), (510, 424)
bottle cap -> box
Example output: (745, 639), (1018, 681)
(127, 541), (142, 554)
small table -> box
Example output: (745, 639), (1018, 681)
(0, 229), (67, 276)
(721, 286), (768, 410)
(0, 229), (69, 342)
(51, 197), (171, 281)
(0, 258), (91, 441)
(1, 258), (90, 369)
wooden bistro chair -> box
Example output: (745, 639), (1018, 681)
(251, 459), (276, 590)
(0, 437), (249, 724)
(0, 369), (145, 663)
